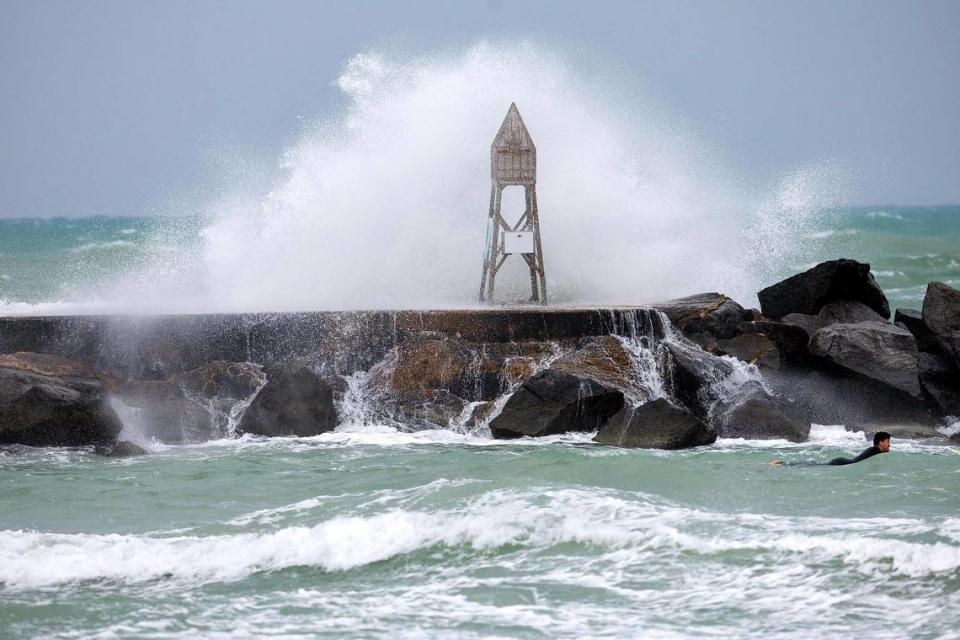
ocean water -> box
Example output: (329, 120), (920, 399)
(1, 427), (959, 639)
(1, 206), (958, 314)
(1, 207), (959, 638)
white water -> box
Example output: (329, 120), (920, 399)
(7, 41), (849, 315)
(3, 481), (958, 591)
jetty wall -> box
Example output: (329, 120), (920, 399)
(0, 308), (659, 380)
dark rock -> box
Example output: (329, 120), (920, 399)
(502, 356), (538, 386)
(919, 351), (957, 378)
(918, 352), (960, 416)
(663, 338), (805, 439)
(809, 322), (920, 397)
(658, 293), (745, 339)
(366, 336), (554, 429)
(387, 334), (555, 403)
(390, 334), (480, 398)
(176, 361), (265, 401)
(923, 282), (960, 335)
(662, 339), (736, 418)
(463, 400), (497, 430)
(923, 282), (960, 360)
(704, 300), (746, 340)
(0, 352), (123, 447)
(763, 368), (939, 434)
(489, 369), (624, 439)
(718, 382), (810, 442)
(95, 440), (148, 457)
(595, 398), (716, 449)
(389, 389), (469, 430)
(716, 333), (781, 368)
(238, 361), (337, 437)
(366, 335), (562, 432)
(120, 361), (264, 443)
(780, 313), (823, 341)
(782, 300), (889, 342)
(552, 336), (649, 401)
(737, 320), (811, 366)
(895, 308), (940, 353)
(758, 259), (890, 320)
(818, 300), (889, 325)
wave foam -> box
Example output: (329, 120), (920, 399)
(3, 487), (958, 590)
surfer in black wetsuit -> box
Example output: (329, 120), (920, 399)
(826, 431), (891, 465)
(769, 431), (891, 466)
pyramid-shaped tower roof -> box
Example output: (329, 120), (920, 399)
(491, 103), (536, 184)
(492, 103), (536, 152)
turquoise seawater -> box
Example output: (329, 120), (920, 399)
(804, 206), (960, 313)
(2, 429), (959, 639)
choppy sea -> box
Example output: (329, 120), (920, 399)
(1, 427), (958, 639)
(1, 206), (959, 639)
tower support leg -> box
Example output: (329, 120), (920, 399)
(529, 186), (547, 305)
(478, 183), (497, 302)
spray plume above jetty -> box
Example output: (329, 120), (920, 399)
(1, 43), (852, 316)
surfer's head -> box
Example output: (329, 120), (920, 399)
(874, 431), (891, 452)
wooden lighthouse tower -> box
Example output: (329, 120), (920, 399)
(478, 103), (547, 305)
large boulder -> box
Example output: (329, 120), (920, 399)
(758, 259), (890, 320)
(718, 382), (810, 442)
(237, 361), (337, 437)
(488, 369), (624, 439)
(661, 342), (808, 440)
(390, 334), (483, 398)
(762, 368), (939, 435)
(595, 398), (716, 449)
(894, 308), (941, 353)
(922, 282), (960, 360)
(373, 334), (556, 429)
(387, 334), (554, 403)
(0, 352), (123, 446)
(713, 333), (781, 369)
(923, 282), (960, 335)
(809, 322), (920, 397)
(918, 352), (960, 416)
(782, 300), (889, 340)
(176, 361), (265, 402)
(658, 293), (747, 339)
(662, 340), (736, 418)
(735, 320), (811, 367)
(552, 336), (650, 401)
(120, 361), (264, 442)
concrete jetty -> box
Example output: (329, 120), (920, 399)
(0, 306), (671, 380)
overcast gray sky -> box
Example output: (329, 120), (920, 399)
(1, 0), (958, 217)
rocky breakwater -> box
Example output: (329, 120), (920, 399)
(665, 259), (959, 439)
(1, 260), (955, 451)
